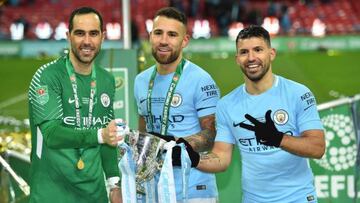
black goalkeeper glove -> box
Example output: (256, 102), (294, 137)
(150, 132), (175, 142)
(239, 110), (284, 147)
(172, 138), (200, 167)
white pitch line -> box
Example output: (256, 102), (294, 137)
(0, 93), (28, 109)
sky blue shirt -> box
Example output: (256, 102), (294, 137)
(134, 59), (220, 199)
(215, 75), (323, 203)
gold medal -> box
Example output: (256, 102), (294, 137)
(77, 158), (85, 170)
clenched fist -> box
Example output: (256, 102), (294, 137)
(100, 119), (129, 146)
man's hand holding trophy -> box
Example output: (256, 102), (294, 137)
(112, 119), (199, 202)
(98, 119), (130, 146)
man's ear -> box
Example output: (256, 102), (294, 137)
(102, 31), (106, 42)
(182, 34), (190, 49)
(235, 53), (241, 66)
(270, 47), (276, 61)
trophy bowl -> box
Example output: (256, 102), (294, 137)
(125, 131), (166, 194)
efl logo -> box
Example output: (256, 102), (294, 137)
(314, 114), (356, 172)
(313, 113), (359, 199)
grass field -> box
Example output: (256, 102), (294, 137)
(1, 50), (360, 121)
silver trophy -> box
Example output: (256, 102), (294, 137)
(124, 130), (166, 194)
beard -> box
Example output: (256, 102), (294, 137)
(71, 45), (100, 65)
(151, 47), (180, 65)
(242, 62), (270, 82)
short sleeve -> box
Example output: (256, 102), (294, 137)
(295, 87), (323, 133)
(215, 101), (236, 144)
(194, 74), (220, 118)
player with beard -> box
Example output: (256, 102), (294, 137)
(134, 7), (220, 202)
(28, 7), (123, 203)
(183, 25), (325, 202)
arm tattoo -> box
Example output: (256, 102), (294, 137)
(200, 152), (221, 165)
(184, 114), (216, 152)
(200, 152), (218, 160)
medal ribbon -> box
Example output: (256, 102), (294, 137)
(146, 59), (185, 135)
(65, 55), (97, 169)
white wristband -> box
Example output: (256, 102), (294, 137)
(107, 176), (120, 189)
(97, 129), (104, 144)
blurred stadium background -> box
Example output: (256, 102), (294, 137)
(0, 0), (360, 202)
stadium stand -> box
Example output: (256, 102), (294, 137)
(289, 0), (360, 34)
(0, 0), (359, 40)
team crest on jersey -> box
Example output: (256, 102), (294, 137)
(35, 85), (49, 105)
(273, 109), (289, 125)
(171, 93), (182, 107)
(100, 93), (110, 107)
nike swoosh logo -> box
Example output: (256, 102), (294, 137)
(140, 98), (147, 104)
(68, 98), (75, 104)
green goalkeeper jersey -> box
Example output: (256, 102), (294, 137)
(28, 55), (119, 203)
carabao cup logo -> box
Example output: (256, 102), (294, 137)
(313, 114), (357, 171)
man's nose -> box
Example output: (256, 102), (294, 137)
(248, 51), (256, 61)
(159, 34), (168, 44)
(83, 33), (91, 44)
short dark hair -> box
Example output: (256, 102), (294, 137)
(154, 7), (187, 26)
(68, 7), (103, 32)
(236, 25), (271, 47)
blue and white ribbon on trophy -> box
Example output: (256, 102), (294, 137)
(116, 118), (191, 203)
(158, 141), (191, 203)
(179, 142), (191, 203)
(119, 143), (137, 203)
(116, 119), (137, 203)
(144, 177), (157, 202)
(158, 141), (177, 203)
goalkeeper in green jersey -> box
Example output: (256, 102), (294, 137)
(28, 7), (124, 203)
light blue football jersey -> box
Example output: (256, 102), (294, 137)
(134, 59), (220, 200)
(215, 75), (323, 203)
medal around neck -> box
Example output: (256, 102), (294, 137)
(77, 158), (85, 170)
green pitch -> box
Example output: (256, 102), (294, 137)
(0, 57), (53, 120)
(0, 51), (359, 120)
